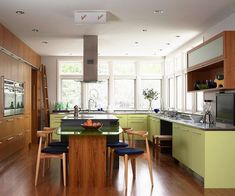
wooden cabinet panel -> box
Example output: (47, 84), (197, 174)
(0, 24), (3, 46)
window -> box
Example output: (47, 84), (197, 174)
(196, 92), (204, 112)
(60, 79), (81, 109)
(140, 79), (161, 109)
(113, 62), (135, 75)
(59, 61), (83, 75)
(87, 81), (108, 109)
(169, 78), (174, 108)
(98, 61), (109, 75)
(186, 92), (193, 111)
(139, 62), (161, 75)
(176, 75), (183, 110)
(114, 79), (135, 109)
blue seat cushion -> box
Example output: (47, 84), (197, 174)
(107, 142), (128, 148)
(48, 141), (68, 147)
(41, 146), (68, 154)
(114, 148), (144, 156)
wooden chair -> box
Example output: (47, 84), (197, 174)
(152, 135), (172, 159)
(35, 130), (68, 186)
(107, 128), (132, 177)
(43, 127), (68, 147)
(112, 130), (153, 189)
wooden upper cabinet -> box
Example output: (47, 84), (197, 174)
(187, 31), (235, 91)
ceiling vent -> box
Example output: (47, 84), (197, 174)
(74, 11), (107, 24)
(83, 35), (98, 82)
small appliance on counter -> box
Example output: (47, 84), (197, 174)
(202, 100), (215, 124)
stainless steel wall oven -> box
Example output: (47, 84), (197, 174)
(2, 77), (24, 116)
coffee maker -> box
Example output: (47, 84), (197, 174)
(202, 100), (215, 124)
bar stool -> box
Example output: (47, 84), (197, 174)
(152, 135), (172, 158)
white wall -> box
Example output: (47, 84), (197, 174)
(42, 56), (164, 110)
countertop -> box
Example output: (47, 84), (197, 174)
(149, 113), (235, 131)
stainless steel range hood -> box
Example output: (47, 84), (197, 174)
(83, 35), (98, 82)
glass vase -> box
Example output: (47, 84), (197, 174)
(148, 100), (153, 113)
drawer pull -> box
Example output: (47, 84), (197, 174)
(0, 141), (2, 144)
(7, 137), (14, 141)
(6, 119), (13, 122)
(18, 133), (23, 136)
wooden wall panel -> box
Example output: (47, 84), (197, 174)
(0, 23), (41, 68)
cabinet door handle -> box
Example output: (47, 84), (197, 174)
(0, 141), (2, 145)
(129, 121), (144, 124)
(7, 137), (14, 141)
(6, 118), (13, 122)
(18, 133), (23, 136)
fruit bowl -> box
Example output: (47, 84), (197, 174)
(81, 123), (103, 130)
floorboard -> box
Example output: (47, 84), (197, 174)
(0, 144), (235, 196)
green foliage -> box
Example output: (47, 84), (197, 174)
(143, 88), (159, 101)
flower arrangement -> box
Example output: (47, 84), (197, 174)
(143, 88), (159, 111)
(143, 88), (159, 101)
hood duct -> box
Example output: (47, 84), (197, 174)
(83, 35), (98, 82)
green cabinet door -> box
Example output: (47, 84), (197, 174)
(190, 127), (205, 177)
(173, 123), (205, 178)
(115, 114), (128, 128)
(148, 116), (160, 142)
(127, 115), (147, 140)
(50, 113), (66, 140)
(173, 123), (190, 166)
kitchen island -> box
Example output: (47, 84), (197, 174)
(58, 114), (121, 188)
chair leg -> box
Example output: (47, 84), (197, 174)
(35, 155), (41, 186)
(110, 149), (114, 178)
(131, 158), (136, 179)
(156, 137), (159, 159)
(42, 158), (46, 177)
(147, 153), (154, 187)
(124, 154), (128, 189)
(62, 153), (66, 187)
(152, 136), (155, 158)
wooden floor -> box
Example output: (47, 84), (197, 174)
(0, 144), (235, 196)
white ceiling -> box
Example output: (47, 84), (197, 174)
(0, 0), (235, 57)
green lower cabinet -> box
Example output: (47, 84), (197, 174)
(173, 123), (204, 178)
(148, 116), (160, 142)
(127, 115), (148, 140)
(115, 115), (128, 128)
(50, 113), (66, 140)
(190, 128), (205, 177)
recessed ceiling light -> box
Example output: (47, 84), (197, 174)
(125, 53), (128, 55)
(159, 49), (163, 51)
(32, 29), (39, 32)
(154, 10), (164, 14)
(166, 43), (170, 45)
(142, 29), (147, 32)
(16, 10), (25, 15)
(176, 35), (181, 38)
(41, 41), (48, 44)
(134, 41), (139, 44)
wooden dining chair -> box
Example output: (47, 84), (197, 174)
(112, 130), (153, 189)
(43, 127), (68, 147)
(107, 128), (132, 176)
(35, 129), (68, 186)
